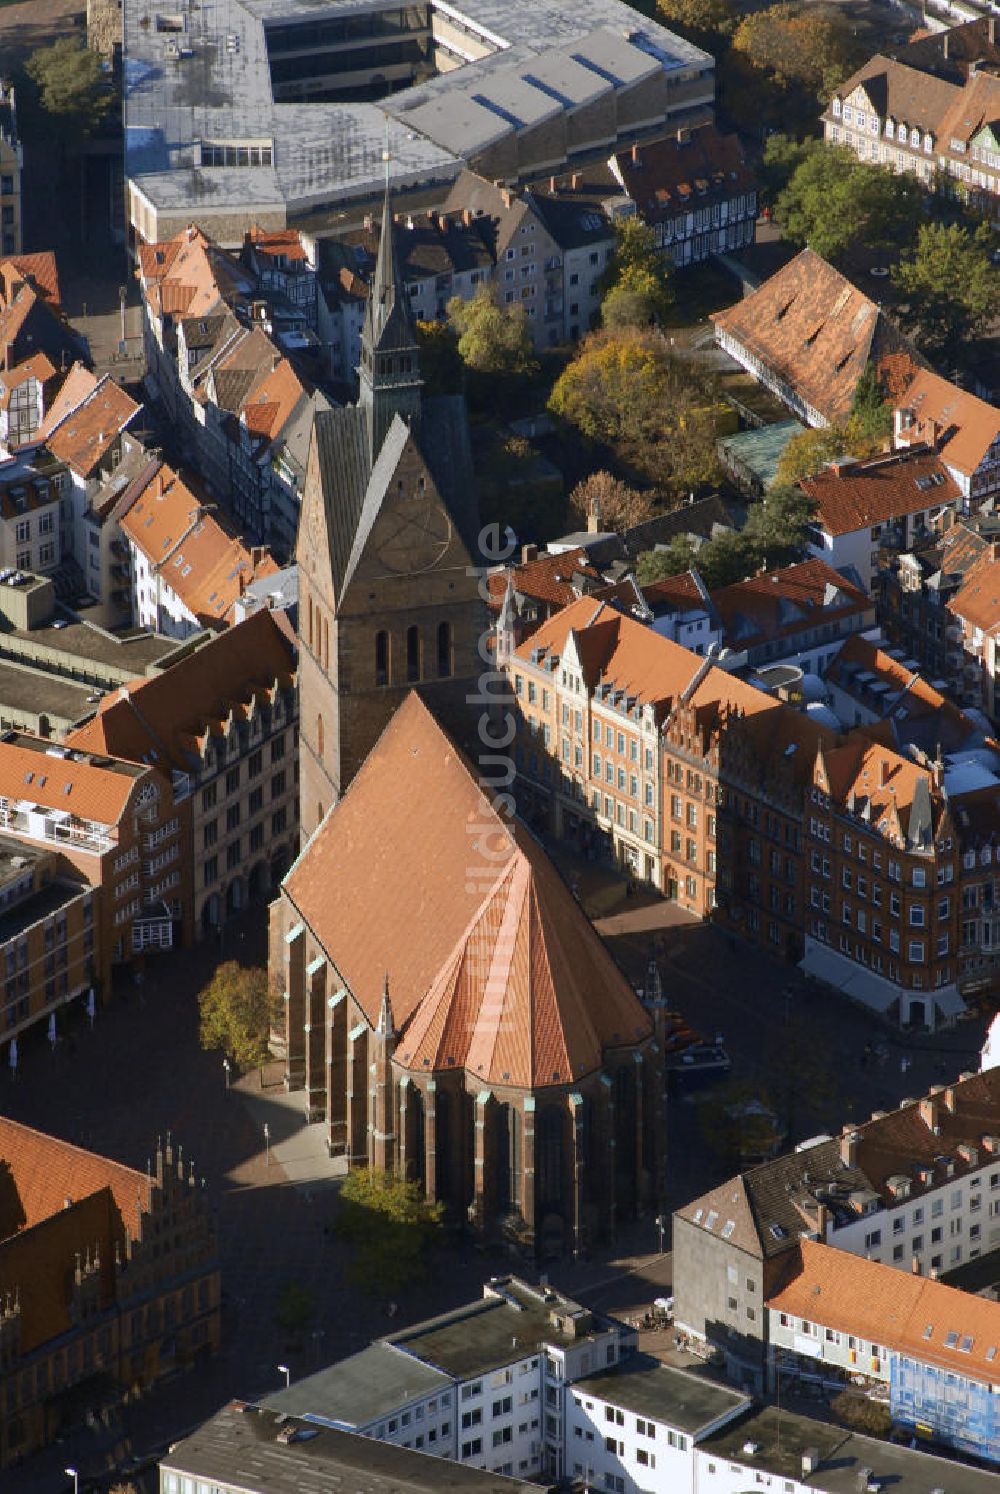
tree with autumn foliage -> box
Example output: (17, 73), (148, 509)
(548, 328), (722, 494)
(730, 3), (852, 98)
(567, 471), (656, 533)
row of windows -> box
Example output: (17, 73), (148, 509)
(375, 623), (451, 685)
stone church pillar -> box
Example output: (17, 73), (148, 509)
(423, 1080), (437, 1202)
(633, 1052), (646, 1212)
(283, 922), (306, 1092)
(471, 1089), (491, 1231)
(600, 1072), (616, 1238)
(325, 987), (348, 1156)
(304, 956), (326, 1122)
(397, 1077), (410, 1180)
(346, 1022), (368, 1165)
(568, 1092), (584, 1259)
(521, 1096), (536, 1241)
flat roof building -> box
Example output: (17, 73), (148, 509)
(123, 0), (714, 247)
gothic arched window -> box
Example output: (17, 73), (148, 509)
(375, 630), (389, 687)
(406, 625), (420, 683)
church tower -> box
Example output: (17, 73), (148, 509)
(295, 186), (485, 843)
(357, 186), (423, 460)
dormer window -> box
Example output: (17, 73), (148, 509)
(832, 97), (842, 116)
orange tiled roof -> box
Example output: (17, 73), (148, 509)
(0, 252), (62, 310)
(829, 634), (971, 742)
(771, 1238), (1000, 1383)
(245, 224), (310, 263)
(712, 248), (923, 425)
(711, 558), (870, 647)
(519, 595), (776, 722)
(486, 548), (602, 610)
(239, 356), (305, 445)
(800, 449), (960, 537)
(0, 1116), (146, 1239)
(397, 821), (650, 1087)
(0, 736), (144, 827)
(821, 732), (931, 822)
(640, 570), (709, 612)
(948, 549), (1000, 636)
(897, 367), (1000, 480)
(119, 461), (279, 628)
(138, 226), (250, 322)
(37, 364), (140, 478)
(0, 351), (58, 412)
(284, 693), (652, 1080)
(936, 69), (1000, 151)
(66, 609), (296, 772)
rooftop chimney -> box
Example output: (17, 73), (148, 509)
(570, 173), (580, 190)
(942, 30), (949, 58)
(631, 142), (639, 164)
(919, 1092), (940, 1132)
(942, 1084), (957, 1112)
(840, 1128), (860, 1167)
(911, 1254), (921, 1275)
(521, 543), (538, 564)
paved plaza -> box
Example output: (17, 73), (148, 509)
(2, 859), (991, 1490)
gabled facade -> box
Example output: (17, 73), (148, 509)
(118, 459), (279, 639)
(801, 447), (963, 591)
(609, 124), (757, 268)
(824, 53), (1000, 226)
(66, 609), (298, 935)
(894, 367), (1000, 502)
(0, 1126), (219, 1468)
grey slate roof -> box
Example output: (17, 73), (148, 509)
(576, 1354), (750, 1434)
(163, 1401), (548, 1494)
(263, 1342), (451, 1427)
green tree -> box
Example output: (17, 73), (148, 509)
(758, 132), (812, 206)
(773, 425), (851, 487)
(568, 470), (655, 532)
(336, 1169), (444, 1296)
(636, 537), (700, 584)
(416, 319), (462, 395)
(197, 961), (273, 1069)
(846, 360), (893, 450)
(276, 1281), (315, 1336)
(774, 142), (923, 262)
(892, 221), (1000, 365)
(598, 218), (673, 325)
(697, 1082), (784, 1165)
(448, 286), (537, 377)
(25, 37), (111, 135)
(743, 483), (816, 568)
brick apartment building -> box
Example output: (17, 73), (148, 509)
(67, 609), (299, 936)
(0, 1125), (219, 1468)
(508, 593), (1000, 1027)
(0, 84), (22, 257)
(0, 836), (100, 1045)
(0, 733), (189, 965)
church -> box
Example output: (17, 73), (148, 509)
(277, 193), (663, 1253)
(295, 187), (486, 841)
(273, 694), (665, 1254)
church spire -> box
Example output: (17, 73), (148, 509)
(377, 972), (396, 1040)
(358, 123), (423, 461)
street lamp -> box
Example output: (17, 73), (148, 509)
(277, 1363), (291, 1387)
(264, 1121), (271, 1166)
(65, 1469), (79, 1494)
(223, 1056), (231, 1092)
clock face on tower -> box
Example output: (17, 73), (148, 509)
(376, 494), (453, 575)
